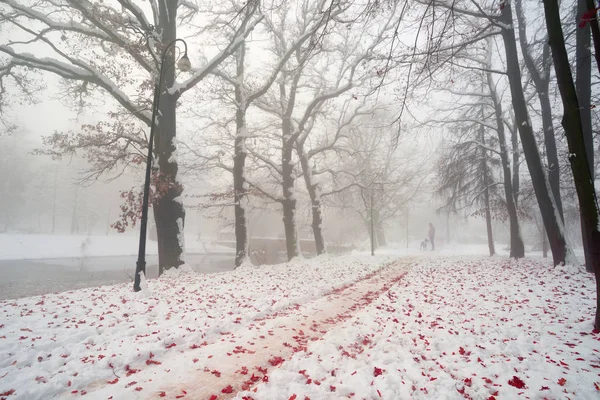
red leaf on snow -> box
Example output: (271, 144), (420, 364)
(146, 360), (161, 365)
(158, 392), (166, 398)
(166, 343), (177, 349)
(134, 387), (143, 391)
(330, 386), (336, 392)
(557, 377), (567, 386)
(540, 386), (550, 391)
(289, 395), (297, 400)
(125, 381), (137, 388)
(209, 396), (218, 400)
(464, 378), (472, 387)
(594, 382), (600, 391)
(211, 370), (221, 377)
(459, 347), (466, 355)
(0, 389), (15, 396)
(377, 389), (382, 397)
(107, 378), (119, 384)
(269, 356), (284, 366)
(508, 376), (526, 389)
(222, 385), (234, 394)
(374, 367), (384, 377)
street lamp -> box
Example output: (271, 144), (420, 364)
(134, 39), (191, 292)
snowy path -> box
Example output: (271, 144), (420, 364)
(156, 259), (408, 399)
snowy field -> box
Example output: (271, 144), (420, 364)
(0, 253), (598, 399)
(0, 234), (233, 260)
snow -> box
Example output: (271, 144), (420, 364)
(0, 234), (232, 261)
(0, 254), (395, 399)
(0, 252), (598, 399)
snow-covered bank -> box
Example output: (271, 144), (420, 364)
(0, 234), (233, 260)
(0, 254), (396, 400)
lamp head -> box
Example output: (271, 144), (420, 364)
(177, 54), (191, 72)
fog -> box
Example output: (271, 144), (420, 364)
(0, 0), (597, 302)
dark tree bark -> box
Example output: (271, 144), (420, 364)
(509, 115), (521, 208)
(233, 44), (249, 268)
(487, 70), (524, 258)
(153, 0), (185, 275)
(500, 2), (567, 266)
(297, 145), (326, 255)
(281, 104), (299, 260)
(515, 0), (563, 221)
(577, 0), (595, 272)
(542, 0), (600, 329)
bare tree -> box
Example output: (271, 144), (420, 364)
(0, 0), (262, 273)
(542, 0), (600, 329)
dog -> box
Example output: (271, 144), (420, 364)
(420, 238), (429, 251)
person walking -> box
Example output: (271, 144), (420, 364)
(428, 222), (436, 251)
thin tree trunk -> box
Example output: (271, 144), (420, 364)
(281, 132), (299, 261)
(233, 44), (249, 268)
(500, 2), (567, 265)
(297, 144), (326, 255)
(515, 0), (563, 221)
(577, 0), (595, 272)
(480, 113), (495, 257)
(542, 0), (600, 329)
(154, 0), (185, 275)
(510, 113), (520, 208)
(486, 65), (525, 258)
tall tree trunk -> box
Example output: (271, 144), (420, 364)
(577, 0), (595, 272)
(510, 113), (520, 208)
(281, 116), (299, 260)
(233, 44), (249, 268)
(480, 114), (495, 256)
(542, 0), (600, 329)
(500, 3), (567, 265)
(486, 66), (525, 258)
(515, 0), (564, 221)
(297, 144), (326, 255)
(154, 0), (185, 275)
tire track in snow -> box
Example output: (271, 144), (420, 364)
(152, 258), (412, 399)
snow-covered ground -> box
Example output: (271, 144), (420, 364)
(0, 234), (233, 260)
(0, 253), (598, 399)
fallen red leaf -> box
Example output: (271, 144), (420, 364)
(508, 376), (526, 389)
(222, 385), (234, 394)
(558, 377), (567, 386)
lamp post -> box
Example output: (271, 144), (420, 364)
(134, 39), (191, 292)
